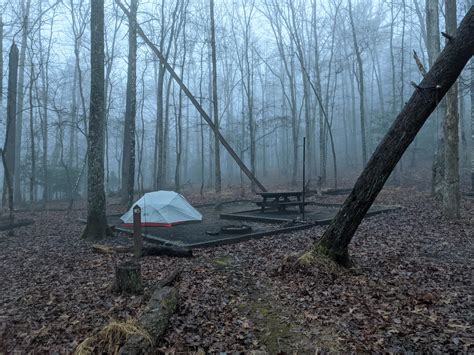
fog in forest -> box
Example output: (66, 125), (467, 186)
(1, 0), (474, 352)
(0, 0), (472, 203)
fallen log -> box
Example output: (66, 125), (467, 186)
(157, 267), (182, 288)
(0, 219), (34, 231)
(119, 287), (178, 354)
(92, 244), (193, 258)
(75, 268), (181, 354)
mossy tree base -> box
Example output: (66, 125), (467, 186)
(297, 242), (351, 270)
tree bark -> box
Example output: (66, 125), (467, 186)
(348, 0), (367, 165)
(471, 37), (474, 191)
(442, 0), (461, 218)
(426, 0), (446, 198)
(114, 260), (143, 294)
(3, 44), (19, 211)
(82, 0), (109, 240)
(119, 287), (177, 353)
(300, 7), (474, 267)
(0, 15), (3, 114)
(14, 0), (32, 205)
(210, 0), (221, 194)
(121, 0), (137, 209)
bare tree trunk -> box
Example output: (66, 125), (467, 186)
(470, 0), (474, 192)
(2, 44), (19, 212)
(175, 5), (188, 192)
(210, 0), (221, 193)
(426, 0), (446, 198)
(154, 65), (167, 189)
(0, 15), (3, 118)
(299, 8), (474, 267)
(36, 1), (54, 204)
(198, 46), (205, 196)
(121, 0), (137, 208)
(442, 0), (460, 218)
(28, 61), (38, 205)
(348, 0), (367, 165)
(14, 0), (32, 204)
(471, 40), (474, 191)
(312, 1), (325, 181)
(82, 0), (109, 240)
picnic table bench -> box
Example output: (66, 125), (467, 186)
(256, 191), (309, 213)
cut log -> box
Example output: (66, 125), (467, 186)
(301, 7), (474, 267)
(114, 260), (143, 294)
(119, 287), (178, 354)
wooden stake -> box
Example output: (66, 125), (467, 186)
(133, 205), (142, 258)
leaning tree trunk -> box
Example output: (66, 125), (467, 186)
(299, 7), (474, 267)
(82, 0), (109, 240)
(443, 0), (461, 218)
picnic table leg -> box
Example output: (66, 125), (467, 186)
(261, 197), (266, 213)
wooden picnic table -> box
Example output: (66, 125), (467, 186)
(256, 191), (308, 213)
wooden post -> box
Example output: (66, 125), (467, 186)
(133, 205), (142, 258)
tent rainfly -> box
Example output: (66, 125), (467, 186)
(120, 191), (202, 227)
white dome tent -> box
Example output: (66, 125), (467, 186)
(120, 191), (202, 227)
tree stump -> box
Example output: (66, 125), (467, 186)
(114, 260), (143, 294)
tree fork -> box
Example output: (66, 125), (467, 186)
(301, 7), (474, 267)
(115, 0), (267, 192)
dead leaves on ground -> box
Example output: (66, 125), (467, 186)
(0, 189), (473, 352)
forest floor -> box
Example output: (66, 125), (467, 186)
(0, 186), (473, 353)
